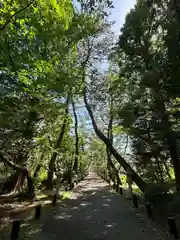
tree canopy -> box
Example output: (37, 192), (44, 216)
(0, 0), (180, 200)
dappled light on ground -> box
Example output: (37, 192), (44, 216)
(1, 173), (171, 240)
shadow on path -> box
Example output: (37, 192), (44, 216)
(2, 173), (170, 240)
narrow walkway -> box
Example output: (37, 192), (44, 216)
(21, 173), (169, 239)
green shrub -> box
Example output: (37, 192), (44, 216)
(33, 169), (47, 190)
(38, 169), (47, 182)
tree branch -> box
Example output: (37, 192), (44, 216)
(0, 152), (24, 171)
(0, 0), (36, 32)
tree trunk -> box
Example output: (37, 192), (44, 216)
(166, 1), (180, 189)
(83, 88), (147, 192)
(26, 171), (35, 200)
(46, 96), (69, 189)
(4, 171), (19, 193)
(153, 87), (180, 189)
(155, 157), (164, 182)
(163, 159), (171, 180)
(107, 161), (112, 182)
(127, 174), (133, 198)
(0, 153), (35, 199)
(68, 167), (73, 190)
(141, 21), (180, 190)
(14, 171), (26, 193)
(33, 164), (42, 178)
(107, 151), (122, 185)
(165, 128), (180, 189)
(55, 178), (61, 196)
(72, 98), (79, 174)
(106, 110), (122, 186)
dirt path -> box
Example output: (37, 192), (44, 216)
(2, 172), (171, 240)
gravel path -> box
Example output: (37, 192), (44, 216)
(10, 172), (171, 240)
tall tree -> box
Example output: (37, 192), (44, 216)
(72, 98), (79, 174)
(113, 0), (180, 188)
(46, 96), (70, 189)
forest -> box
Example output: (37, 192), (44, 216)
(0, 0), (180, 215)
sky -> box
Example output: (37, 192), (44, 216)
(73, 0), (136, 32)
(110, 0), (136, 34)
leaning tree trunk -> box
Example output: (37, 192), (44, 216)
(83, 87), (147, 192)
(106, 108), (122, 186)
(0, 153), (35, 199)
(72, 98), (79, 174)
(46, 96), (69, 189)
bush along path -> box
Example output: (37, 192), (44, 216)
(2, 172), (173, 240)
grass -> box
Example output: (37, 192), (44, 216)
(36, 190), (72, 202)
(36, 192), (49, 201)
(61, 191), (71, 200)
